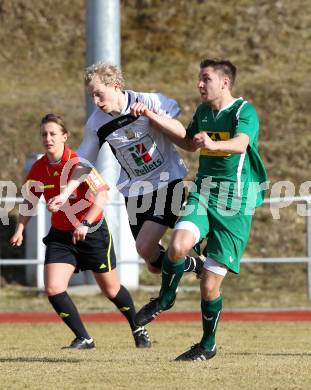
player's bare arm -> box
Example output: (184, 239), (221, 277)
(193, 132), (249, 154)
(10, 214), (31, 246)
(130, 102), (196, 151)
(10, 199), (38, 246)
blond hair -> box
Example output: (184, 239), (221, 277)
(84, 62), (125, 89)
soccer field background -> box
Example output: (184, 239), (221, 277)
(1, 322), (310, 390)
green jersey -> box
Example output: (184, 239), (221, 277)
(187, 98), (268, 211)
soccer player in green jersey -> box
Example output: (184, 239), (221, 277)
(135, 58), (268, 361)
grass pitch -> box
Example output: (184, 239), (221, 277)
(1, 321), (310, 390)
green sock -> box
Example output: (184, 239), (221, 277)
(159, 253), (185, 308)
(200, 295), (222, 352)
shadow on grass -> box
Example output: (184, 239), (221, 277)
(0, 357), (82, 363)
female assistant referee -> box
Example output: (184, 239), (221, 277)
(10, 113), (151, 350)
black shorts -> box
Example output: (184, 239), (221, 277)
(43, 218), (116, 273)
(124, 179), (186, 240)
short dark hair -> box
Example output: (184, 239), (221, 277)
(200, 58), (237, 87)
(40, 113), (69, 135)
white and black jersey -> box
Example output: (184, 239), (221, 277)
(77, 90), (188, 197)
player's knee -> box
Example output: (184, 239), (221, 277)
(45, 284), (66, 296)
(168, 241), (188, 261)
(200, 279), (220, 300)
(101, 284), (120, 299)
(135, 239), (152, 261)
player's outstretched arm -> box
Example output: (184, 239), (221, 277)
(130, 101), (196, 151)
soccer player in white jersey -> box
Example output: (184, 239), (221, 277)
(48, 63), (204, 276)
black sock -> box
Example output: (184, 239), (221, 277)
(48, 291), (90, 340)
(109, 285), (138, 331)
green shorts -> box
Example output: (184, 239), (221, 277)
(177, 192), (253, 273)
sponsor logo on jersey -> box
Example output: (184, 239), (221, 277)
(200, 131), (231, 157)
(119, 135), (164, 177)
(133, 158), (163, 176)
(129, 143), (153, 166)
(126, 139), (164, 176)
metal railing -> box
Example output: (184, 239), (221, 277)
(241, 196), (311, 298)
